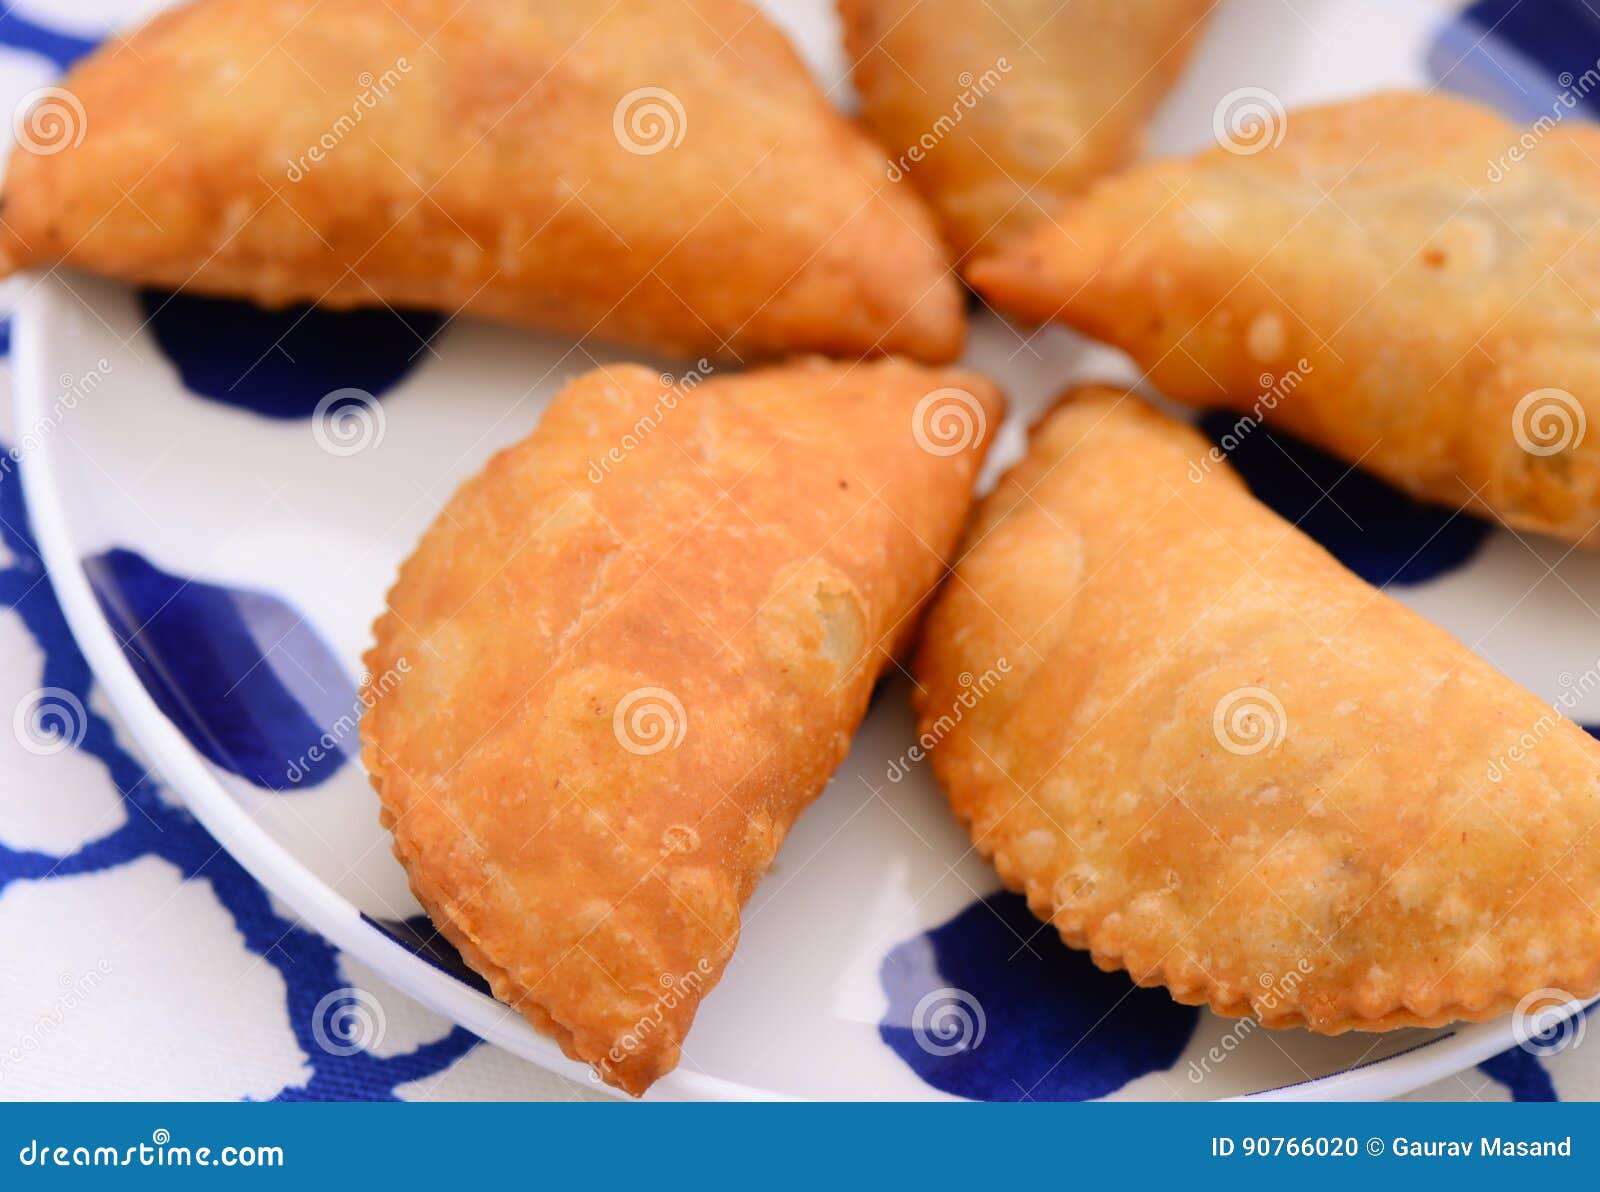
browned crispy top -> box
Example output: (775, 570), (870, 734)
(917, 386), (1600, 1034)
(2, 0), (962, 362)
(364, 358), (1000, 1092)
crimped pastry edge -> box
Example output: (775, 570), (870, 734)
(913, 386), (1600, 1036)
(359, 703), (635, 1089)
(355, 357), (1004, 1097)
(943, 781), (1600, 1037)
(358, 574), (670, 1098)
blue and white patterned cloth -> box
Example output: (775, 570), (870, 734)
(0, 329), (600, 1100)
(0, 0), (600, 1103)
(0, 0), (1593, 1102)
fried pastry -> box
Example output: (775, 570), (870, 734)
(969, 91), (1600, 543)
(363, 358), (1001, 1094)
(0, 0), (962, 363)
(840, 0), (1211, 258)
(915, 386), (1600, 1034)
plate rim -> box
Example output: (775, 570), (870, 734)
(11, 271), (1573, 1103)
(11, 275), (787, 1104)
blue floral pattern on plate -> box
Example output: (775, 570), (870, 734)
(84, 547), (358, 791)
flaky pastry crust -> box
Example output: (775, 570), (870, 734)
(914, 386), (1600, 1036)
(363, 358), (1001, 1093)
(0, 0), (962, 362)
(840, 0), (1211, 258)
(969, 91), (1600, 542)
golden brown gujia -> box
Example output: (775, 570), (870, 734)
(0, 0), (963, 363)
(969, 91), (1600, 543)
(840, 0), (1211, 258)
(363, 358), (1001, 1094)
(915, 386), (1600, 1034)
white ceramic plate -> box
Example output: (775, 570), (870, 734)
(14, 0), (1596, 1100)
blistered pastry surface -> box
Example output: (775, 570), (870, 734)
(915, 387), (1600, 1034)
(363, 358), (999, 1092)
(840, 0), (1210, 258)
(0, 0), (962, 362)
(970, 92), (1600, 542)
